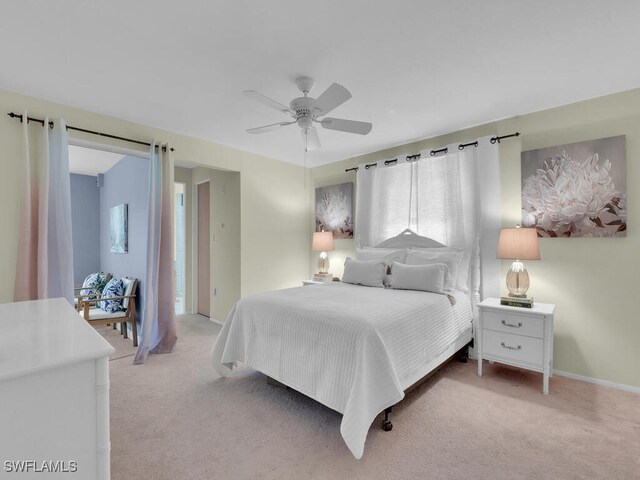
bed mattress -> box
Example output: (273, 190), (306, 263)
(211, 282), (473, 459)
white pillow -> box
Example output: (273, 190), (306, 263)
(391, 262), (447, 294)
(342, 258), (386, 288)
(405, 249), (463, 293)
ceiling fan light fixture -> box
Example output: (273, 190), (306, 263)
(297, 116), (313, 129)
(244, 77), (371, 150)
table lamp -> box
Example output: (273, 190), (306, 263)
(312, 231), (334, 275)
(496, 226), (540, 298)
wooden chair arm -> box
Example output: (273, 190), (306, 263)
(94, 294), (136, 302)
(81, 294), (136, 318)
(74, 286), (97, 292)
(76, 292), (102, 300)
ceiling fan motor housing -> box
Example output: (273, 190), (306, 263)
(244, 76), (372, 144)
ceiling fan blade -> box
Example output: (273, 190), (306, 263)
(243, 90), (294, 116)
(313, 83), (352, 116)
(301, 127), (321, 152)
(247, 121), (296, 134)
(320, 117), (372, 135)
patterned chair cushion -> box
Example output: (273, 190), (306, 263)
(98, 277), (125, 313)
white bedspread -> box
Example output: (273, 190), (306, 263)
(211, 282), (472, 459)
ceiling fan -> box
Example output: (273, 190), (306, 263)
(243, 76), (372, 152)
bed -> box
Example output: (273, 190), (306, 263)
(211, 232), (478, 459)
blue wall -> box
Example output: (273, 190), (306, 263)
(70, 174), (101, 284)
(100, 156), (149, 321)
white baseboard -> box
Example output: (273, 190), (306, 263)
(472, 352), (640, 394)
(209, 317), (224, 326)
(553, 369), (640, 395)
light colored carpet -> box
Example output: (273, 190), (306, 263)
(94, 323), (136, 361)
(105, 314), (640, 480)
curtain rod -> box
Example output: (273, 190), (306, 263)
(344, 132), (520, 172)
(7, 112), (175, 152)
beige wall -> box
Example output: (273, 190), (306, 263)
(0, 89), (310, 317)
(241, 160), (312, 294)
(311, 88), (640, 389)
(191, 167), (241, 322)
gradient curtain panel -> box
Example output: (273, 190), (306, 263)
(13, 113), (74, 304)
(134, 141), (178, 364)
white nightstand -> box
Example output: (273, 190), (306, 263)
(302, 280), (325, 286)
(477, 298), (555, 394)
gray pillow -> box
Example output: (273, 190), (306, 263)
(391, 262), (447, 294)
(355, 247), (407, 285)
(342, 258), (386, 288)
(405, 249), (463, 293)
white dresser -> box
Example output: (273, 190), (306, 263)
(477, 298), (555, 394)
(0, 298), (115, 479)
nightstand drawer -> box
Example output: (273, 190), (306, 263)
(482, 310), (544, 338)
(482, 330), (543, 366)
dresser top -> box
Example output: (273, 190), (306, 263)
(0, 298), (115, 382)
(478, 297), (556, 315)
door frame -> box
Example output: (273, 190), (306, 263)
(193, 179), (211, 317)
(174, 181), (187, 314)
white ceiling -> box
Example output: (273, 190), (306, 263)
(2, 1), (640, 167)
(68, 145), (124, 176)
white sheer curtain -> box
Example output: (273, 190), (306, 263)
(355, 135), (500, 299)
(355, 161), (415, 247)
(134, 142), (178, 364)
(14, 113), (74, 304)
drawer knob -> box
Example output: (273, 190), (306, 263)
(501, 320), (523, 328)
(501, 342), (522, 351)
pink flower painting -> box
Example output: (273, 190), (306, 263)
(521, 136), (626, 237)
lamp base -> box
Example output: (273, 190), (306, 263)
(317, 251), (330, 274)
(505, 261), (530, 297)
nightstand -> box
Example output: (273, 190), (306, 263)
(477, 298), (555, 394)
(302, 280), (325, 286)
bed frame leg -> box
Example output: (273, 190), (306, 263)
(382, 407), (393, 431)
(458, 347), (469, 363)
(458, 340), (473, 363)
(266, 376), (289, 389)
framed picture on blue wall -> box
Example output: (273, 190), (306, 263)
(110, 203), (128, 253)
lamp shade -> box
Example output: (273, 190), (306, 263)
(496, 227), (540, 260)
(312, 231), (335, 252)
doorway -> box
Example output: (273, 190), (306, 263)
(68, 142), (149, 345)
(197, 181), (211, 317)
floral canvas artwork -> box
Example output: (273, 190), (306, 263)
(315, 182), (353, 239)
(521, 136), (626, 237)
